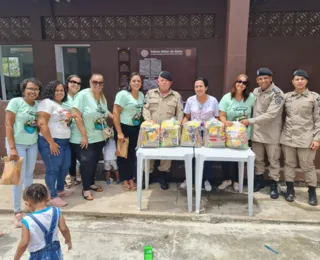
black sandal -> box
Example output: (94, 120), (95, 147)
(90, 185), (103, 192)
(82, 190), (93, 201)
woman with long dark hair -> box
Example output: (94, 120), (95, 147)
(218, 74), (254, 191)
(62, 75), (82, 187)
(71, 73), (112, 200)
(37, 80), (72, 207)
(113, 72), (144, 191)
(5, 78), (42, 227)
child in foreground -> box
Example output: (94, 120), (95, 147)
(14, 183), (72, 260)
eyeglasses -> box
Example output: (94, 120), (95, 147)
(69, 80), (81, 86)
(25, 88), (40, 93)
(92, 81), (104, 86)
(237, 80), (248, 86)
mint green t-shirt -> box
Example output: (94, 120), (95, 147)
(218, 93), (255, 138)
(114, 90), (144, 126)
(70, 88), (109, 144)
(6, 97), (38, 145)
(62, 93), (76, 112)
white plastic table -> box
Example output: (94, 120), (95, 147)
(194, 147), (255, 216)
(136, 147), (194, 212)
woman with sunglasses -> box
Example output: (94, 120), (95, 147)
(71, 73), (113, 201)
(218, 74), (254, 191)
(63, 75), (82, 187)
(5, 78), (42, 227)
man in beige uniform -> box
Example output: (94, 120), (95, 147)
(241, 68), (285, 199)
(143, 71), (184, 190)
(280, 70), (320, 206)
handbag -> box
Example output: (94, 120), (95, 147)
(103, 126), (114, 140)
(115, 138), (129, 159)
(1, 157), (24, 185)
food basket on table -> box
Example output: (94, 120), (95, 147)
(181, 120), (202, 147)
(160, 119), (181, 147)
(138, 120), (160, 147)
(225, 121), (249, 150)
(204, 119), (225, 148)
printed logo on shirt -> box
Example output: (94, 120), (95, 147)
(132, 104), (143, 126)
(58, 109), (72, 128)
(94, 103), (107, 130)
(24, 111), (37, 134)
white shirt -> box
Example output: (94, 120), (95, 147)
(184, 95), (219, 122)
(21, 207), (60, 253)
(38, 99), (71, 139)
(103, 138), (117, 161)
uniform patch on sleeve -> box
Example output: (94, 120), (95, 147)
(272, 88), (281, 94)
(274, 94), (284, 105)
(316, 97), (320, 107)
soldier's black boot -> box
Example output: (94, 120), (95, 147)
(270, 180), (279, 199)
(159, 173), (169, 190)
(285, 182), (295, 202)
(308, 186), (318, 206)
(254, 174), (265, 192)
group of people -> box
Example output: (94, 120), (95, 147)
(3, 67), (320, 259)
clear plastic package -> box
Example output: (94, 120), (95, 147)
(181, 120), (202, 147)
(160, 119), (181, 147)
(204, 119), (226, 148)
(138, 120), (161, 148)
(225, 121), (249, 149)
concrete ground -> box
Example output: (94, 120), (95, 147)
(0, 215), (320, 260)
(0, 179), (320, 259)
(0, 179), (319, 224)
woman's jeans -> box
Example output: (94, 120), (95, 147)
(5, 140), (38, 213)
(38, 136), (71, 199)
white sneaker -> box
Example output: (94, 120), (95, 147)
(218, 180), (232, 190)
(233, 182), (239, 192)
(204, 180), (212, 192)
(180, 179), (187, 189)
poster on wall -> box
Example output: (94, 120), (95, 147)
(136, 48), (197, 99)
(118, 48), (130, 89)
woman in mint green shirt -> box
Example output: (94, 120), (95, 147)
(5, 78), (42, 227)
(62, 75), (82, 187)
(113, 72), (144, 191)
(218, 74), (255, 192)
(71, 73), (112, 201)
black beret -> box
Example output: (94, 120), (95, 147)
(159, 71), (172, 81)
(293, 69), (309, 80)
(257, 68), (273, 77)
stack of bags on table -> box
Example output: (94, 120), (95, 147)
(138, 118), (249, 150)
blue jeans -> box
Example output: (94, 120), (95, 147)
(38, 136), (71, 199)
(5, 140), (38, 213)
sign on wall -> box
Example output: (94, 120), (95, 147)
(118, 48), (131, 89)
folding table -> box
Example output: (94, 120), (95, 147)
(194, 147), (255, 216)
(136, 147), (194, 212)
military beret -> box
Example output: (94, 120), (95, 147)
(159, 71), (172, 81)
(257, 68), (273, 77)
(293, 69), (309, 80)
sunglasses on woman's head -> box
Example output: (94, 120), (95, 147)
(69, 80), (81, 86)
(237, 80), (248, 86)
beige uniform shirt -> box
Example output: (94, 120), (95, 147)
(248, 83), (285, 144)
(280, 89), (320, 148)
(143, 88), (184, 124)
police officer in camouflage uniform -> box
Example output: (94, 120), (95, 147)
(143, 71), (184, 190)
(241, 68), (285, 199)
(280, 70), (320, 206)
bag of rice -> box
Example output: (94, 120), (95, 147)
(160, 119), (181, 147)
(204, 119), (225, 148)
(181, 120), (202, 147)
(225, 121), (249, 149)
(138, 120), (161, 147)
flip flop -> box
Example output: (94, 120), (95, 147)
(122, 183), (131, 191)
(82, 190), (94, 201)
(90, 185), (103, 192)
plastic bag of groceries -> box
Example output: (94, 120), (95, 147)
(204, 118), (226, 148)
(225, 121), (249, 149)
(181, 120), (202, 147)
(160, 118), (181, 147)
(138, 120), (161, 148)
